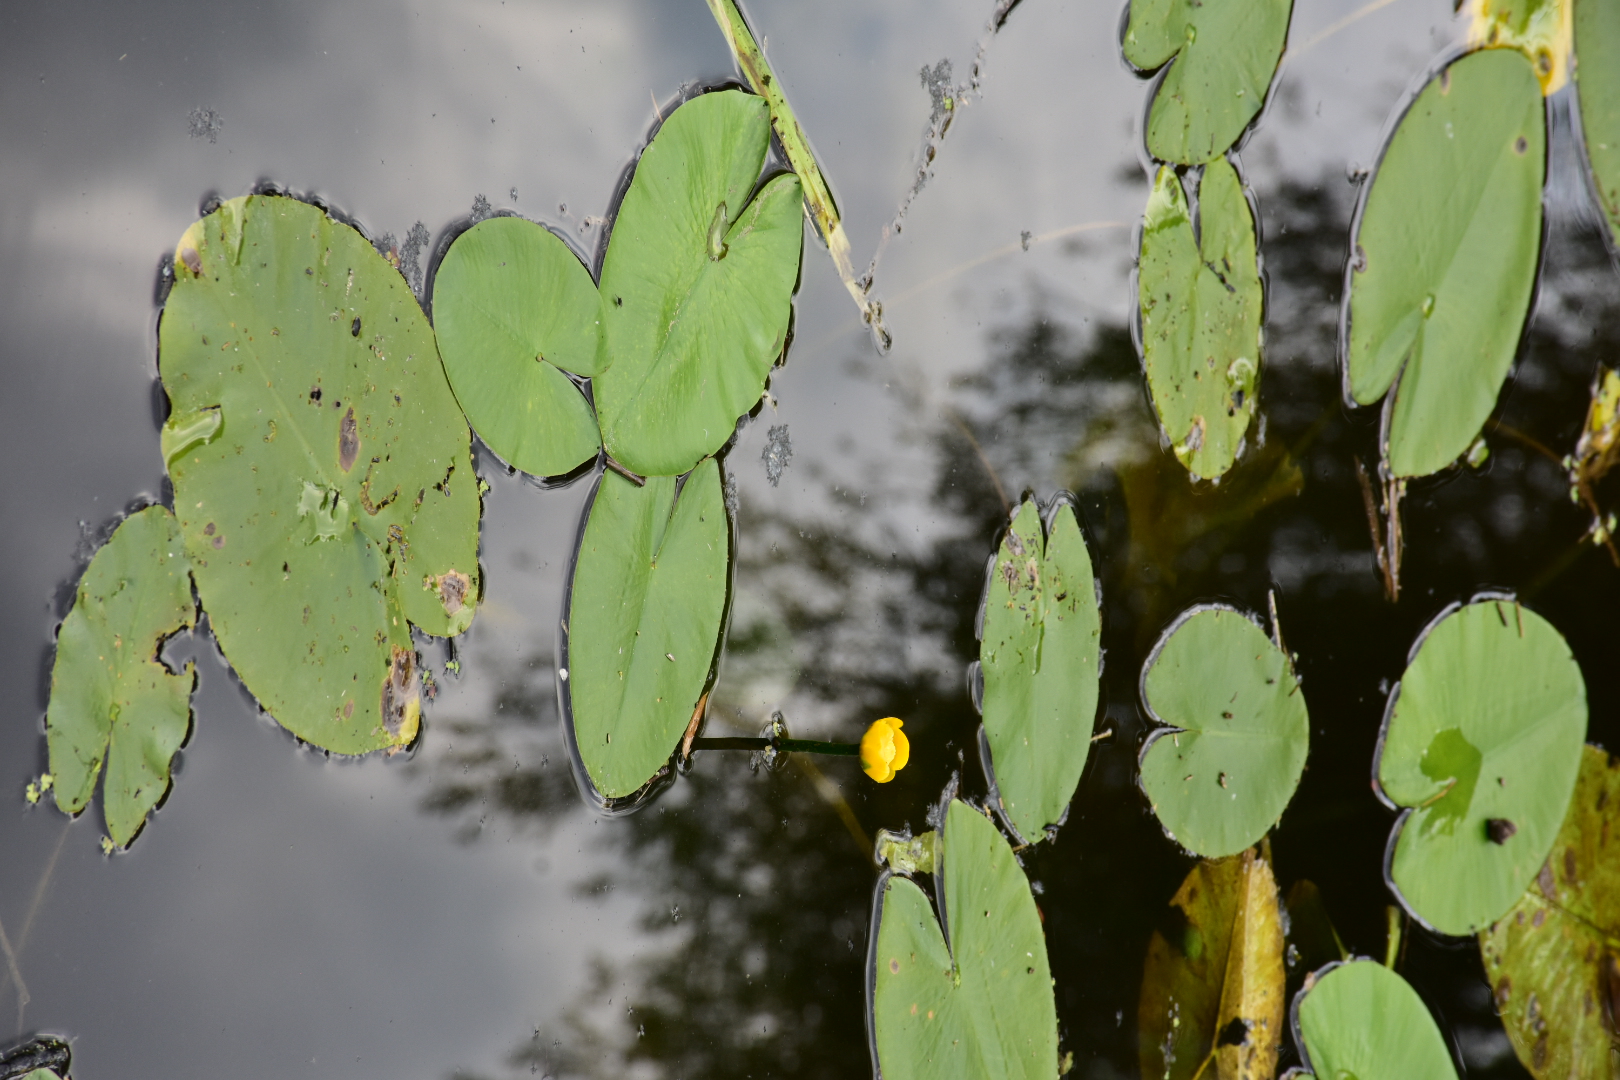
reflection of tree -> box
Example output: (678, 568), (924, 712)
(423, 175), (1620, 1080)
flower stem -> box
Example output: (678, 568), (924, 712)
(689, 736), (859, 757)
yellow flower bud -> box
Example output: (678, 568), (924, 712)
(861, 717), (910, 783)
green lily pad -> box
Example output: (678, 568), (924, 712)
(1137, 158), (1262, 479)
(1139, 605), (1309, 859)
(565, 458), (730, 800)
(870, 799), (1058, 1080)
(431, 216), (604, 478)
(1122, 0), (1293, 165)
(1138, 847), (1286, 1080)
(595, 89), (804, 477)
(1480, 744), (1620, 1078)
(1290, 960), (1459, 1080)
(1576, 0), (1620, 248)
(977, 495), (1100, 842)
(159, 194), (481, 755)
(1344, 47), (1545, 479)
(45, 506), (195, 849)
(1375, 596), (1586, 936)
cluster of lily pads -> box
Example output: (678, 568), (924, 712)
(1123, 0), (1291, 480)
(39, 81), (804, 842)
(22, 0), (1620, 1078)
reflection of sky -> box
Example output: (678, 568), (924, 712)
(0, 0), (1474, 1077)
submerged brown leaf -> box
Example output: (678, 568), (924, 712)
(1480, 744), (1620, 1079)
(1139, 847), (1286, 1080)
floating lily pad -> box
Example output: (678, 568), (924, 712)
(45, 506), (195, 849)
(977, 496), (1100, 842)
(870, 799), (1058, 1080)
(565, 459), (730, 800)
(1575, 0), (1620, 248)
(1139, 605), (1309, 859)
(1122, 0), (1293, 165)
(1343, 48), (1545, 479)
(595, 90), (804, 477)
(431, 216), (604, 477)
(1139, 847), (1286, 1080)
(1375, 597), (1586, 936)
(1480, 744), (1620, 1078)
(1290, 960), (1459, 1080)
(1138, 159), (1262, 478)
(160, 194), (481, 755)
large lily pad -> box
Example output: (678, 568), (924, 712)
(1375, 597), (1586, 936)
(431, 216), (604, 478)
(1138, 847), (1286, 1080)
(1343, 48), (1545, 479)
(1122, 0), (1293, 165)
(1480, 744), (1620, 1078)
(160, 194), (481, 755)
(869, 799), (1058, 1080)
(1575, 0), (1620, 248)
(1290, 960), (1459, 1080)
(565, 459), (730, 800)
(1138, 158), (1262, 479)
(1139, 605), (1309, 859)
(595, 89), (804, 477)
(977, 495), (1101, 842)
(45, 506), (195, 848)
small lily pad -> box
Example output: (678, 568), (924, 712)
(431, 216), (604, 478)
(565, 459), (730, 800)
(1575, 0), (1620, 248)
(1139, 605), (1309, 859)
(1290, 960), (1459, 1080)
(1375, 597), (1586, 936)
(1138, 847), (1286, 1080)
(160, 195), (481, 754)
(1480, 744), (1620, 1078)
(977, 495), (1101, 842)
(1137, 158), (1262, 478)
(1343, 47), (1545, 479)
(870, 799), (1058, 1080)
(1122, 0), (1293, 165)
(595, 89), (804, 477)
(45, 506), (195, 849)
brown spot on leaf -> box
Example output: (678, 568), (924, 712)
(434, 570), (471, 615)
(339, 407), (359, 472)
(1486, 818), (1517, 844)
(1564, 847), (1577, 882)
(1515, 135), (1528, 156)
(1538, 860), (1557, 898)
(380, 645), (420, 741)
(1603, 952), (1620, 1039)
(890, 958), (900, 974)
(180, 247), (201, 275)
(1532, 1033), (1547, 1070)
(1496, 978), (1512, 1007)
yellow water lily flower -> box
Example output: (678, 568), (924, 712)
(861, 717), (910, 783)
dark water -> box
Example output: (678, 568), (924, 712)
(1, 1), (1616, 1078)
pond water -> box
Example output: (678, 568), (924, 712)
(1, 1), (1616, 1078)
